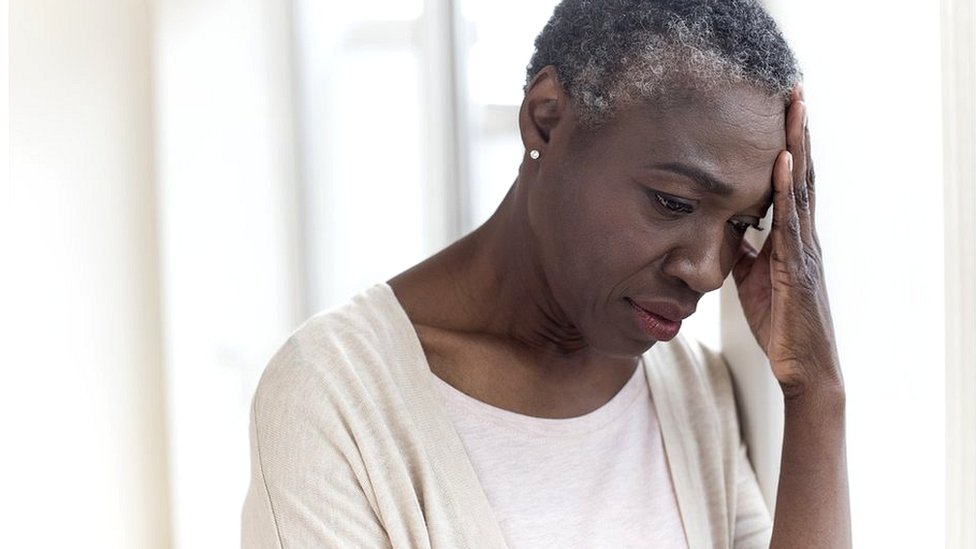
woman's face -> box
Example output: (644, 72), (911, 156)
(526, 84), (786, 357)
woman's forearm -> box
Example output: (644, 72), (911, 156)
(769, 383), (851, 549)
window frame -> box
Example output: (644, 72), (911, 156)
(942, 0), (976, 546)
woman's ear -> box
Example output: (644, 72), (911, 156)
(518, 66), (568, 156)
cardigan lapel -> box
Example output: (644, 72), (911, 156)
(644, 342), (713, 549)
(380, 284), (511, 549)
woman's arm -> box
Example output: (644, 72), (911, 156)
(732, 87), (852, 548)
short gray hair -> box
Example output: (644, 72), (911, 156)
(526, 0), (802, 127)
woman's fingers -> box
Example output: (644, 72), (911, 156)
(795, 85), (817, 215)
(788, 101), (808, 209)
(786, 97), (816, 248)
(771, 150), (803, 264)
(804, 120), (816, 216)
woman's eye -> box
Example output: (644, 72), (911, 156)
(654, 193), (694, 214)
(728, 219), (763, 235)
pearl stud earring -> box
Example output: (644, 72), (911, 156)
(529, 149), (541, 160)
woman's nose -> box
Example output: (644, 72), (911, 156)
(661, 229), (728, 294)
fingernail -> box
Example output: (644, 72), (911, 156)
(787, 152), (794, 171)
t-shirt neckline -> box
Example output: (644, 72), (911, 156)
(429, 361), (648, 437)
(378, 281), (650, 436)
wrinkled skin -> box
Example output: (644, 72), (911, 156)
(732, 86), (842, 396)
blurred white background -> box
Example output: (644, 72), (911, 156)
(1, 1), (973, 548)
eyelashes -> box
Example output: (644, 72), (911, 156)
(650, 191), (763, 235)
(729, 219), (764, 235)
(654, 192), (694, 214)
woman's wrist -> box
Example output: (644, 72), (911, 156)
(781, 371), (846, 418)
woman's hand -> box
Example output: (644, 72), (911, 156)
(731, 87), (843, 399)
(735, 88), (852, 549)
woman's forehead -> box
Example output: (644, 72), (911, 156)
(560, 85), (783, 207)
(590, 86), (786, 168)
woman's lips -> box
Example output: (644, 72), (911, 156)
(626, 298), (683, 341)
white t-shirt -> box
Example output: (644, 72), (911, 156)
(432, 361), (689, 548)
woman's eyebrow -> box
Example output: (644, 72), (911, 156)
(649, 162), (735, 197)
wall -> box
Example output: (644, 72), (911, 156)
(2, 1), (171, 547)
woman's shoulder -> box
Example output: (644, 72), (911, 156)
(250, 283), (423, 426)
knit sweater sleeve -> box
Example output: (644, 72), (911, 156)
(241, 336), (393, 549)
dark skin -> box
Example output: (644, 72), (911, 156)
(390, 66), (851, 546)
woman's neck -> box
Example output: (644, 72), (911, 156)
(388, 175), (640, 416)
(391, 176), (632, 368)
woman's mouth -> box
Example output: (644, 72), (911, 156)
(626, 298), (683, 341)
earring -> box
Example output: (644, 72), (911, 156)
(529, 149), (541, 160)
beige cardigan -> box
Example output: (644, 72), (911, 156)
(241, 284), (771, 548)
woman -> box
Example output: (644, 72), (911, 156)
(242, 1), (850, 547)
